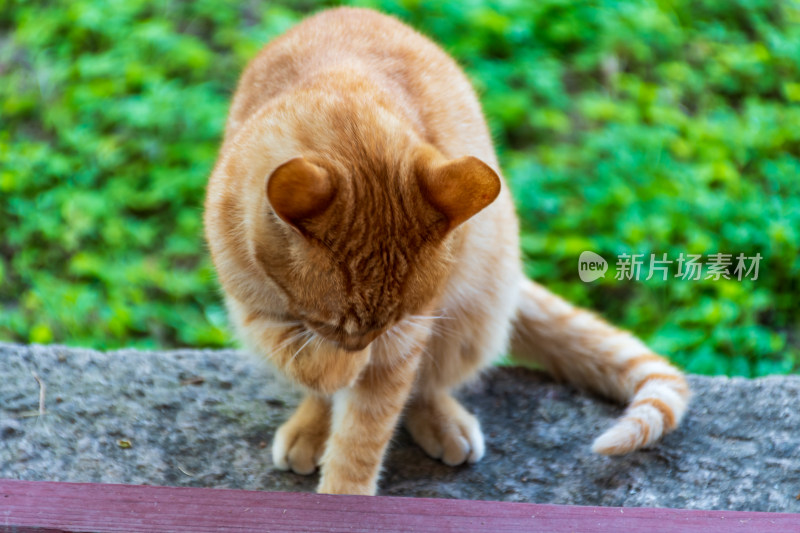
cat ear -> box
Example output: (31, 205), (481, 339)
(418, 155), (501, 231)
(266, 157), (335, 231)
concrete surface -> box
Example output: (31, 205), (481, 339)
(1, 342), (798, 512)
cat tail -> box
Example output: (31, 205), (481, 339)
(509, 278), (690, 455)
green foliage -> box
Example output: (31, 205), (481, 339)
(1, 0), (798, 375)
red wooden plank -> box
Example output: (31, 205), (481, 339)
(1, 479), (797, 533)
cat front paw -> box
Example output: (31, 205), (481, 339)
(317, 474), (375, 495)
(404, 394), (485, 466)
(272, 396), (330, 475)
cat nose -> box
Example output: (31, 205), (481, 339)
(340, 336), (371, 351)
(340, 328), (383, 351)
(343, 319), (382, 335)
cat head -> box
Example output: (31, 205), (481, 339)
(255, 144), (500, 351)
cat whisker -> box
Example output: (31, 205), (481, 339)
(408, 314), (454, 321)
(404, 314), (458, 340)
(271, 327), (310, 355)
(273, 331), (304, 352)
(290, 331), (316, 362)
(401, 320), (433, 334)
(430, 321), (459, 339)
(387, 325), (425, 357)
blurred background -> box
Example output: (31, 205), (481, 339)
(1, 0), (798, 376)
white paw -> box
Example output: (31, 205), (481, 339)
(405, 397), (485, 465)
(272, 421), (327, 475)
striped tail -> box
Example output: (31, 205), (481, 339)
(509, 278), (690, 454)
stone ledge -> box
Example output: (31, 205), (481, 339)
(1, 342), (798, 512)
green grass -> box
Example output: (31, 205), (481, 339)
(1, 0), (798, 375)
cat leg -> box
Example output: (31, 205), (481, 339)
(317, 353), (421, 495)
(401, 279), (518, 466)
(404, 391), (485, 465)
(401, 280), (519, 466)
(272, 394), (330, 475)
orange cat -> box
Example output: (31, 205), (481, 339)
(204, 7), (690, 495)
